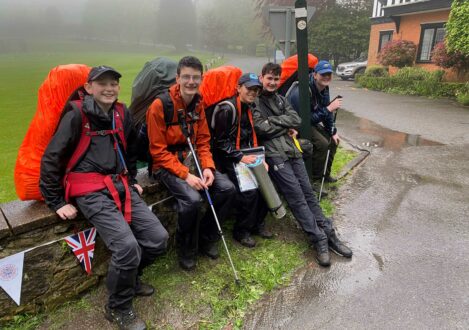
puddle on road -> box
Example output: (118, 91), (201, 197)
(337, 110), (443, 151)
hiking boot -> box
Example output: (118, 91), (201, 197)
(178, 255), (197, 270)
(324, 175), (338, 183)
(314, 239), (331, 267)
(200, 241), (219, 259)
(234, 234), (256, 248)
(328, 231), (353, 258)
(135, 278), (155, 297)
(253, 227), (274, 239)
(176, 231), (197, 271)
(312, 183), (328, 197)
(104, 305), (147, 330)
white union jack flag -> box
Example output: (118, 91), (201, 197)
(64, 228), (97, 275)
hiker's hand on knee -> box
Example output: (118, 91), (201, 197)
(203, 169), (214, 187)
(186, 173), (206, 190)
(332, 133), (340, 145)
(56, 204), (77, 220)
(133, 184), (143, 196)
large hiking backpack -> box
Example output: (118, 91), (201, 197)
(14, 64), (91, 201)
(129, 57), (177, 167)
(277, 53), (318, 97)
(199, 65), (242, 132)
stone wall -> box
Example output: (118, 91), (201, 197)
(0, 170), (176, 322)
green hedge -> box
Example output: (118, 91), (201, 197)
(356, 73), (468, 102)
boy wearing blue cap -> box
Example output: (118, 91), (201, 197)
(309, 60), (342, 182)
(210, 73), (271, 248)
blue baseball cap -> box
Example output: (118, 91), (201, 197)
(238, 73), (262, 88)
(314, 60), (333, 74)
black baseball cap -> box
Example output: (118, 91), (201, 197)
(238, 73), (262, 88)
(87, 65), (122, 82)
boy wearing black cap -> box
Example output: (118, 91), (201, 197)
(40, 66), (168, 330)
(253, 62), (352, 267)
(210, 73), (271, 248)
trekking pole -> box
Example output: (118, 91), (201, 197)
(319, 97), (341, 201)
(177, 109), (240, 285)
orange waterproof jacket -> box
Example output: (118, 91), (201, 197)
(146, 84), (215, 179)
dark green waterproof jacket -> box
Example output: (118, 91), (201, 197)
(253, 91), (302, 160)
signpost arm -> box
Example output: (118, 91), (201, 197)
(295, 0), (313, 179)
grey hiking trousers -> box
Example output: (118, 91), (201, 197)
(76, 188), (168, 311)
(266, 156), (333, 243)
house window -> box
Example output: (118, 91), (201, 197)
(417, 23), (446, 62)
(379, 31), (393, 52)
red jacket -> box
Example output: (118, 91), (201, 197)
(146, 84), (215, 179)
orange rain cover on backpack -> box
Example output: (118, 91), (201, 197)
(279, 53), (318, 87)
(14, 64), (91, 200)
(199, 65), (242, 108)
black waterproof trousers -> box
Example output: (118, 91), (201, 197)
(76, 189), (168, 312)
(311, 125), (338, 180)
(221, 162), (269, 239)
(266, 156), (333, 243)
(155, 169), (235, 245)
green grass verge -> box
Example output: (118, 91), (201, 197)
(3, 147), (357, 330)
(0, 44), (223, 203)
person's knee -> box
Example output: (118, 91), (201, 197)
(112, 235), (141, 269)
(150, 227), (169, 254)
(180, 191), (203, 213)
(216, 175), (236, 196)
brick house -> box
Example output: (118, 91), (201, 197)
(368, 0), (453, 76)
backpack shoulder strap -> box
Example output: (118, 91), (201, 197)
(210, 99), (237, 130)
(156, 91), (176, 128)
(65, 100), (90, 173)
(114, 102), (127, 151)
(284, 81), (299, 99)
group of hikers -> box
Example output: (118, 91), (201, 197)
(38, 55), (352, 330)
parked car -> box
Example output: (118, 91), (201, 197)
(336, 57), (367, 80)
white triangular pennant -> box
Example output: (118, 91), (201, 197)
(0, 251), (25, 305)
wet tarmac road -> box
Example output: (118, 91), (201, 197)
(243, 78), (469, 329)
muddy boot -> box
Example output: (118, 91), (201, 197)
(200, 239), (219, 259)
(105, 305), (147, 330)
(135, 277), (155, 297)
(314, 239), (331, 267)
(328, 230), (352, 258)
(176, 231), (197, 270)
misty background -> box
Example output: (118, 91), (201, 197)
(0, 0), (372, 63)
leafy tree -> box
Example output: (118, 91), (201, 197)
(378, 40), (417, 68)
(445, 0), (469, 55)
(307, 2), (371, 64)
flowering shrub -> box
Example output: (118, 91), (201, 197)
(431, 41), (469, 72)
(378, 40), (417, 68)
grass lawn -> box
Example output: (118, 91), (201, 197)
(0, 41), (222, 203)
